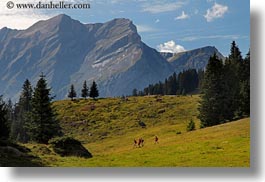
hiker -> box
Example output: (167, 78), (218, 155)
(134, 139), (137, 147)
(138, 138), (145, 147)
(141, 138), (144, 147)
(155, 136), (159, 144)
(138, 138), (142, 148)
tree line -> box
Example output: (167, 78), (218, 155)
(0, 74), (61, 143)
(132, 41), (249, 128)
(198, 41), (250, 128)
(68, 80), (99, 100)
(132, 69), (204, 96)
(0, 77), (101, 143)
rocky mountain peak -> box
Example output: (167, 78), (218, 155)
(20, 14), (85, 37)
(0, 14), (223, 101)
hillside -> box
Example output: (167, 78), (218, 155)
(53, 95), (200, 143)
(20, 95), (249, 167)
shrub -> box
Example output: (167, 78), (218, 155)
(138, 121), (146, 128)
(49, 136), (92, 158)
(176, 131), (182, 135)
(157, 109), (166, 114)
(186, 119), (196, 132)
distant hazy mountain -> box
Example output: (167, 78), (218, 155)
(0, 14), (173, 100)
(159, 52), (174, 60)
(160, 46), (224, 72)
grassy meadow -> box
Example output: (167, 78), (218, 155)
(21, 95), (249, 167)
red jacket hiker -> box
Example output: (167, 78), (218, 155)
(155, 136), (159, 144)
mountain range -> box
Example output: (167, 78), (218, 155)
(0, 14), (224, 101)
(160, 46), (224, 72)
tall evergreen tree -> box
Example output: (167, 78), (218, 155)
(177, 72), (184, 95)
(198, 69), (205, 93)
(223, 41), (243, 119)
(81, 81), (89, 99)
(171, 72), (178, 95)
(89, 81), (99, 99)
(27, 74), (61, 144)
(143, 87), (149, 95)
(239, 51), (250, 115)
(167, 73), (178, 95)
(138, 90), (144, 96)
(158, 81), (164, 95)
(132, 88), (138, 96)
(68, 84), (77, 101)
(6, 99), (13, 124)
(11, 79), (33, 142)
(177, 69), (198, 95)
(163, 78), (168, 95)
(0, 96), (10, 140)
(198, 54), (225, 128)
(19, 79), (32, 111)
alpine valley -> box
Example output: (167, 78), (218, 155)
(0, 14), (223, 100)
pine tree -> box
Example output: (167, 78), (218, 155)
(198, 54), (225, 128)
(68, 84), (77, 101)
(177, 69), (199, 95)
(19, 79), (32, 112)
(81, 81), (89, 99)
(27, 74), (61, 144)
(239, 51), (250, 115)
(186, 119), (195, 132)
(198, 69), (205, 93)
(89, 81), (99, 99)
(6, 99), (14, 140)
(132, 88), (138, 96)
(167, 74), (177, 95)
(172, 72), (178, 95)
(223, 41), (243, 119)
(178, 72), (184, 95)
(11, 79), (33, 142)
(163, 78), (168, 95)
(138, 90), (144, 96)
(0, 96), (10, 140)
(6, 99), (13, 124)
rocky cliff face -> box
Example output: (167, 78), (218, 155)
(0, 14), (173, 100)
(161, 46), (224, 72)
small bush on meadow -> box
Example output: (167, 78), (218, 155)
(186, 119), (196, 132)
(176, 131), (182, 135)
(49, 136), (92, 158)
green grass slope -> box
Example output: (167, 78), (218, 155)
(23, 95), (249, 167)
(53, 95), (200, 143)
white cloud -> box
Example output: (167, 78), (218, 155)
(142, 1), (185, 14)
(155, 19), (160, 23)
(0, 0), (82, 29)
(204, 3), (228, 22)
(175, 11), (189, 20)
(136, 24), (157, 33)
(0, 14), (51, 30)
(157, 40), (186, 53)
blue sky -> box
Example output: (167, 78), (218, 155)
(0, 0), (250, 56)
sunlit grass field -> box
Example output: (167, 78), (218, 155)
(23, 95), (250, 167)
